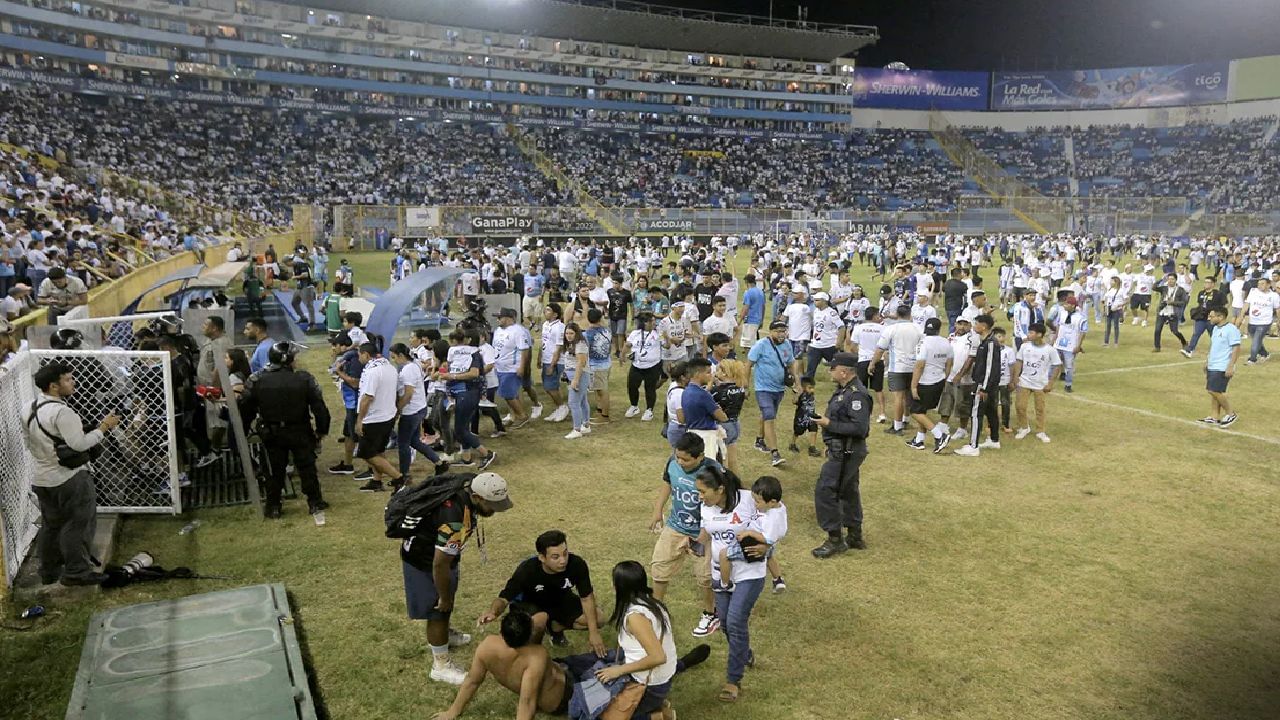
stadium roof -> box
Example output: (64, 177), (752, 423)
(305, 0), (879, 62)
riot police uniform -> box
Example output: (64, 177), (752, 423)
(238, 342), (331, 518)
(812, 352), (872, 558)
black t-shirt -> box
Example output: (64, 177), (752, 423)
(943, 279), (968, 313)
(607, 287), (633, 321)
(711, 381), (747, 421)
(400, 493), (473, 571)
(672, 282), (694, 305)
(499, 554), (594, 606)
(694, 283), (719, 321)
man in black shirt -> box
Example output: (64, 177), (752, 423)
(942, 268), (968, 333)
(1185, 275), (1228, 357)
(606, 273), (633, 360)
(955, 314), (1002, 457)
(476, 530), (606, 655)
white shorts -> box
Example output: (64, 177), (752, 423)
(739, 323), (759, 347)
(522, 296), (543, 322)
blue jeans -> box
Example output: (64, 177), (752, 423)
(946, 309), (960, 334)
(1104, 310), (1123, 345)
(566, 366), (591, 429)
(1186, 319), (1211, 352)
(714, 576), (766, 685)
(1248, 323), (1271, 361)
(396, 407), (439, 476)
(1057, 349), (1076, 387)
(451, 387), (483, 451)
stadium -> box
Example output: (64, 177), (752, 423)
(0, 0), (1278, 718)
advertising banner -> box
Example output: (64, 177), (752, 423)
(539, 220), (600, 235)
(1232, 55), (1280, 102)
(991, 63), (1229, 110)
(637, 219), (695, 233)
(470, 216), (534, 234)
(850, 68), (989, 111)
(405, 206), (440, 228)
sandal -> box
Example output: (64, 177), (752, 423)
(717, 684), (740, 703)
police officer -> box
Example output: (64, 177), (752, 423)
(811, 352), (872, 558)
(238, 341), (331, 521)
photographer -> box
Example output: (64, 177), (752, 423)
(25, 361), (120, 586)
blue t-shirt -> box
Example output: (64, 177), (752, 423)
(742, 286), (765, 325)
(339, 349), (364, 409)
(1207, 323), (1242, 371)
(663, 456), (721, 537)
(681, 383), (721, 430)
(584, 326), (612, 371)
(524, 273), (546, 298)
(250, 338), (274, 374)
(747, 338), (795, 393)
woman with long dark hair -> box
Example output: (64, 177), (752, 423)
(623, 312), (663, 420)
(388, 343), (447, 479)
(594, 560), (679, 720)
(695, 465), (766, 703)
(562, 322), (592, 439)
(439, 329), (496, 469)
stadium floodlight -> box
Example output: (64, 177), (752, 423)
(886, 61), (910, 71)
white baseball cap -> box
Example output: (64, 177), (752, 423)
(812, 292), (830, 301)
(471, 472), (513, 511)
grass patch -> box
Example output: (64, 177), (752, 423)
(3, 251), (1279, 719)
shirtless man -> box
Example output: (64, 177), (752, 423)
(432, 611), (570, 720)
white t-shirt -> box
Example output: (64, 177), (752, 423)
(853, 322), (883, 363)
(914, 335), (952, 386)
(1054, 312), (1088, 352)
(877, 321), (923, 374)
(626, 328), (663, 369)
(397, 361), (428, 415)
(541, 320), (565, 366)
(492, 324), (532, 374)
(810, 307), (843, 349)
(701, 490), (764, 584)
(1245, 288), (1279, 326)
(617, 604), (678, 685)
(1016, 341), (1062, 390)
(947, 332), (977, 383)
(658, 315), (691, 361)
(701, 313), (737, 339)
(479, 343), (499, 388)
(358, 357), (399, 423)
(910, 303), (937, 329)
(460, 272), (481, 296)
(665, 383), (685, 424)
(1229, 278), (1246, 309)
(1133, 273), (1155, 295)
(999, 345), (1016, 387)
(783, 303), (812, 342)
(761, 503), (788, 546)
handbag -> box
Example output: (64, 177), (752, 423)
(599, 679), (648, 720)
(29, 400), (102, 469)
(768, 339), (795, 387)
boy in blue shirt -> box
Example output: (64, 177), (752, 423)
(327, 332), (366, 474)
(739, 274), (765, 352)
(1203, 306), (1242, 427)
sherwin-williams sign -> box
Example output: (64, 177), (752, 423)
(992, 63), (1228, 109)
(850, 68), (989, 110)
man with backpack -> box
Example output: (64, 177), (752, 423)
(386, 471), (514, 685)
(26, 361), (120, 586)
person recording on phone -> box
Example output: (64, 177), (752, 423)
(26, 361), (121, 586)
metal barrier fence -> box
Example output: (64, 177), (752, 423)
(0, 351), (38, 587)
(28, 349), (180, 515)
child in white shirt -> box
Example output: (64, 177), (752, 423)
(718, 475), (790, 594)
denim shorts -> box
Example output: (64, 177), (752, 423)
(756, 390), (784, 421)
(721, 419), (741, 445)
(497, 371), (522, 400)
(541, 363), (563, 391)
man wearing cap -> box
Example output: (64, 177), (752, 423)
(811, 352), (873, 558)
(1130, 264), (1156, 327)
(397, 471), (513, 685)
(492, 307), (533, 428)
(910, 292), (937, 330)
(782, 286), (813, 357)
(659, 302), (694, 372)
(747, 320), (801, 468)
(1050, 295), (1087, 393)
(806, 292), (844, 378)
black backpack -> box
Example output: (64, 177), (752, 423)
(384, 473), (473, 538)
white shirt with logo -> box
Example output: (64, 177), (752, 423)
(915, 335), (952, 386)
(358, 357), (400, 423)
(1016, 342), (1062, 390)
(810, 307), (843, 349)
(492, 324), (532, 374)
(540, 320), (564, 366)
(853, 322), (883, 363)
(626, 328), (663, 369)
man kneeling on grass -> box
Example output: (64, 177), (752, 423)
(476, 530), (607, 654)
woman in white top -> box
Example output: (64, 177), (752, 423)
(593, 561), (680, 719)
(563, 323), (593, 439)
(663, 361), (689, 451)
(695, 465), (766, 702)
(388, 344), (444, 479)
(623, 311), (664, 420)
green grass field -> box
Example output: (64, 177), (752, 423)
(4, 250), (1279, 720)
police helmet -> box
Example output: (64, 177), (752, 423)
(51, 328), (84, 350)
(268, 341), (300, 366)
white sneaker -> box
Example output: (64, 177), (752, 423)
(951, 427), (968, 441)
(691, 612), (720, 638)
(979, 440), (1001, 449)
(1131, 317), (1140, 326)
(530, 404), (543, 419)
(448, 628), (473, 647)
(625, 406), (640, 418)
(552, 405), (570, 422)
(195, 452), (219, 468)
(1141, 320), (1148, 328)
(641, 409), (654, 421)
(478, 398), (497, 408)
(544, 406), (559, 421)
(1014, 427), (1031, 440)
(564, 429), (584, 440)
(429, 660), (467, 685)
(876, 414), (887, 424)
(580, 424), (592, 434)
(1036, 432), (1051, 443)
(501, 413), (514, 424)
(954, 445), (980, 457)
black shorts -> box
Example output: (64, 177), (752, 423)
(1130, 294), (1151, 311)
(342, 408), (357, 439)
(515, 594), (584, 630)
(1206, 369), (1230, 394)
(910, 381), (945, 414)
(856, 360), (884, 392)
(887, 371), (912, 393)
(355, 419), (394, 459)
